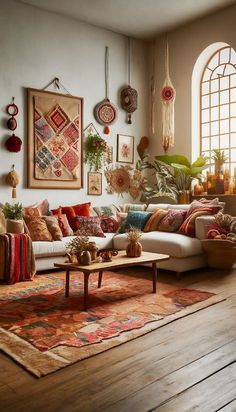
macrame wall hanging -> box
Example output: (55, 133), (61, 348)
(120, 38), (138, 124)
(150, 40), (156, 135)
(161, 38), (176, 153)
(94, 46), (117, 134)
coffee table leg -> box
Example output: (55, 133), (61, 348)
(152, 262), (157, 293)
(98, 271), (103, 288)
(65, 270), (70, 297)
(84, 273), (90, 311)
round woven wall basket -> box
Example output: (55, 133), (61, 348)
(201, 239), (236, 269)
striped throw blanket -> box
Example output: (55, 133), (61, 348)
(0, 233), (36, 284)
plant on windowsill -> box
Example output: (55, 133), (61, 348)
(211, 149), (228, 175)
(2, 202), (24, 234)
(85, 134), (107, 171)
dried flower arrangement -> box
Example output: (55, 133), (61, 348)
(66, 236), (90, 255)
(126, 226), (142, 242)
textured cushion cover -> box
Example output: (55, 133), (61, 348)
(186, 199), (223, 218)
(43, 216), (63, 241)
(74, 216), (105, 237)
(122, 203), (147, 212)
(178, 207), (216, 237)
(24, 216), (53, 241)
(59, 203), (91, 231)
(24, 199), (49, 217)
(93, 204), (120, 219)
(144, 209), (168, 232)
(157, 209), (187, 232)
(51, 209), (74, 237)
(119, 211), (152, 233)
(100, 216), (119, 233)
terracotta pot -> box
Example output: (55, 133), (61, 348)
(178, 190), (190, 204)
(126, 241), (142, 257)
(6, 219), (24, 234)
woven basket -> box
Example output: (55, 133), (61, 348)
(201, 239), (236, 269)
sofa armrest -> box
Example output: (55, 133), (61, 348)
(195, 215), (216, 240)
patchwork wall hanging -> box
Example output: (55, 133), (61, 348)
(27, 88), (83, 189)
(161, 38), (176, 153)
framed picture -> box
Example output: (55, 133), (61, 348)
(88, 172), (102, 195)
(117, 134), (134, 164)
(27, 88), (83, 189)
(84, 122), (99, 138)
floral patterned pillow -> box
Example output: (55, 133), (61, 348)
(157, 210), (187, 232)
(74, 216), (105, 237)
(100, 216), (119, 233)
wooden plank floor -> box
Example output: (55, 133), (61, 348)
(0, 267), (235, 412)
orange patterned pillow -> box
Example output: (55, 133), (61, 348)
(24, 199), (49, 217)
(43, 216), (63, 241)
(24, 216), (53, 241)
(144, 209), (167, 232)
(178, 207), (215, 237)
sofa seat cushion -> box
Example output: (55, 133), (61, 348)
(33, 233), (114, 258)
(113, 231), (203, 258)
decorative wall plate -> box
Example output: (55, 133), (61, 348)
(94, 98), (117, 126)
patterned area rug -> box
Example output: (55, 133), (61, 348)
(0, 271), (223, 377)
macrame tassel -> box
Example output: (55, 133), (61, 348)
(161, 39), (176, 153)
(12, 187), (17, 198)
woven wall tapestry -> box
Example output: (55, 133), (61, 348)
(27, 88), (83, 189)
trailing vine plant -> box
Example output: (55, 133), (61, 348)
(85, 134), (107, 171)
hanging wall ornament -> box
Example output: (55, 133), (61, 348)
(6, 97), (18, 131)
(94, 46), (117, 134)
(5, 133), (22, 152)
(5, 165), (19, 198)
(161, 38), (176, 153)
(120, 38), (137, 124)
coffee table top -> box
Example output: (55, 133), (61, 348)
(54, 250), (169, 274)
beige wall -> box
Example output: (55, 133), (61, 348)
(151, 3), (236, 160)
(0, 0), (149, 207)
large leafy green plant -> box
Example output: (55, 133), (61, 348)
(85, 134), (107, 171)
(137, 154), (209, 202)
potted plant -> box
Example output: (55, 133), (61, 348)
(66, 236), (94, 265)
(85, 134), (107, 171)
(211, 149), (228, 175)
(2, 202), (24, 234)
(126, 226), (142, 257)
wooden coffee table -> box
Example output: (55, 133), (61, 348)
(54, 250), (169, 311)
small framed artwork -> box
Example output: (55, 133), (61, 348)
(84, 122), (99, 138)
(88, 172), (102, 195)
(117, 134), (134, 164)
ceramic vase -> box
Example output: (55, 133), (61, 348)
(126, 241), (142, 257)
(77, 250), (91, 266)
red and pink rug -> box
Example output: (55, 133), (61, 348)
(0, 271), (222, 377)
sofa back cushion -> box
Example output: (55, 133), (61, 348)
(119, 211), (152, 233)
(43, 216), (63, 241)
(74, 216), (105, 237)
(157, 209), (187, 232)
(24, 216), (53, 241)
(143, 209), (168, 232)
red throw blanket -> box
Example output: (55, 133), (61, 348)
(0, 234), (36, 284)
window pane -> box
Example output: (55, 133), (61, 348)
(231, 133), (236, 145)
(225, 64), (235, 75)
(202, 109), (209, 123)
(203, 68), (212, 81)
(230, 163), (236, 177)
(231, 102), (236, 116)
(231, 148), (236, 161)
(230, 48), (236, 65)
(220, 48), (230, 63)
(230, 74), (236, 87)
(202, 95), (209, 109)
(220, 76), (229, 90)
(211, 107), (218, 121)
(211, 93), (219, 106)
(210, 79), (218, 92)
(220, 104), (229, 119)
(211, 121), (219, 135)
(220, 90), (229, 104)
(208, 53), (219, 70)
(211, 135), (219, 149)
(202, 82), (209, 95)
(202, 138), (209, 151)
(230, 118), (236, 132)
(220, 134), (229, 148)
(220, 119), (229, 134)
(202, 123), (210, 137)
(230, 88), (236, 102)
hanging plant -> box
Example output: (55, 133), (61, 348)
(85, 134), (107, 171)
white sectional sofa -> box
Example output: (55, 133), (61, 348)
(33, 203), (216, 275)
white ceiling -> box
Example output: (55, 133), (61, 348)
(18, 0), (236, 39)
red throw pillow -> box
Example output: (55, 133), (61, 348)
(60, 203), (91, 231)
(100, 216), (119, 233)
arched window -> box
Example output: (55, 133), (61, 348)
(200, 46), (236, 176)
